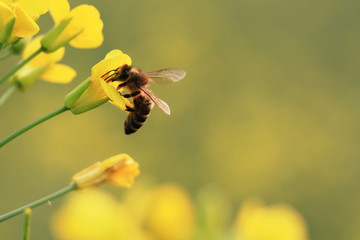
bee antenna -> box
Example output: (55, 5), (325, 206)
(104, 72), (118, 82)
(101, 68), (118, 79)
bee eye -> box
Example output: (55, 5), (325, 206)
(119, 69), (130, 80)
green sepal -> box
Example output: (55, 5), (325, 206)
(9, 38), (27, 54)
(64, 78), (92, 108)
(41, 18), (77, 53)
(0, 17), (16, 44)
(70, 97), (109, 115)
(11, 65), (48, 91)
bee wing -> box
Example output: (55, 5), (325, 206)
(139, 86), (171, 115)
(145, 68), (186, 85)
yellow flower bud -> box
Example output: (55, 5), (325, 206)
(72, 154), (140, 189)
(24, 208), (32, 215)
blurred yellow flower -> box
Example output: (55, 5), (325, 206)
(234, 199), (308, 240)
(64, 49), (133, 114)
(145, 184), (195, 240)
(52, 183), (195, 240)
(72, 153), (140, 189)
(0, 0), (50, 43)
(52, 190), (124, 240)
(41, 0), (103, 52)
(13, 35), (76, 90)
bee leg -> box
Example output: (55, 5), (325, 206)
(131, 91), (141, 97)
(125, 105), (135, 112)
(117, 82), (128, 90)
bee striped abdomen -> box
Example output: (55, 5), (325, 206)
(124, 95), (154, 135)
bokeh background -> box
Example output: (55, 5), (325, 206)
(1, 0), (360, 239)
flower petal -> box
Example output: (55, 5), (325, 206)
(67, 5), (103, 49)
(0, 2), (14, 31)
(99, 79), (126, 110)
(41, 63), (76, 83)
(106, 160), (140, 188)
(91, 52), (132, 79)
(49, 0), (70, 24)
(18, 0), (50, 18)
(105, 50), (123, 59)
(12, 4), (39, 38)
(102, 154), (140, 188)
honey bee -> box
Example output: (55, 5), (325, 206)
(103, 64), (186, 134)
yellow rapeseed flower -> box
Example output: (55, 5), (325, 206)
(41, 0), (103, 52)
(72, 154), (140, 189)
(52, 190), (123, 240)
(51, 183), (195, 240)
(145, 184), (195, 240)
(64, 49), (132, 114)
(12, 35), (76, 90)
(0, 0), (50, 43)
(234, 199), (308, 240)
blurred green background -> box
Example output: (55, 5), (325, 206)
(1, 0), (360, 239)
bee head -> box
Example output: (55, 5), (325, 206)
(118, 64), (132, 81)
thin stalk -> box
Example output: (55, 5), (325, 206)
(0, 106), (69, 148)
(0, 183), (78, 222)
(23, 209), (32, 240)
(0, 82), (19, 107)
(0, 47), (43, 85)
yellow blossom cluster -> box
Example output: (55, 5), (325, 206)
(0, 0), (104, 90)
(0, 0), (103, 46)
(51, 184), (309, 240)
(0, 0), (49, 44)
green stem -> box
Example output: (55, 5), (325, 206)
(23, 209), (31, 240)
(0, 105), (69, 148)
(0, 82), (19, 107)
(0, 50), (13, 61)
(0, 183), (78, 223)
(0, 47), (43, 86)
